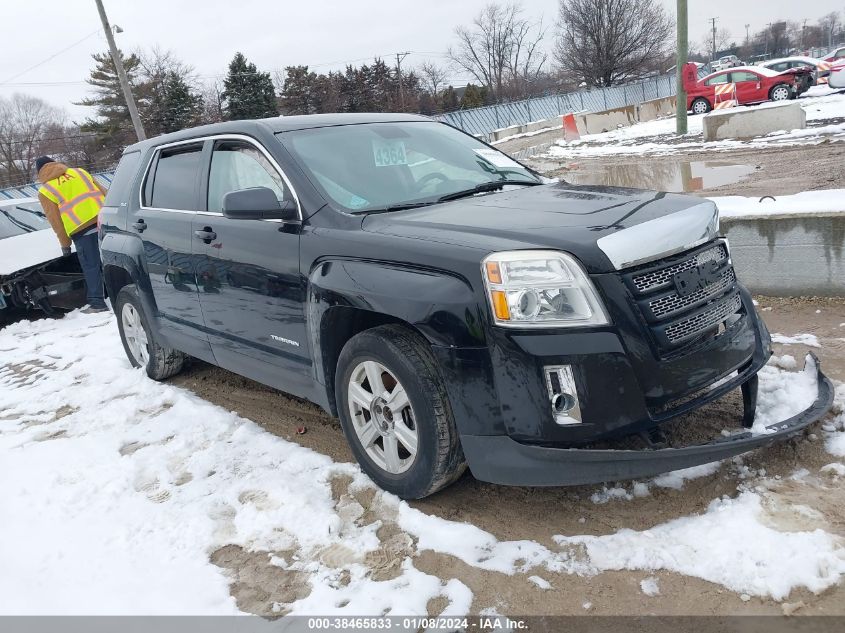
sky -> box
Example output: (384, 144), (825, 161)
(0, 0), (842, 122)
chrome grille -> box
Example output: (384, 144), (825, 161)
(631, 244), (728, 294)
(664, 293), (742, 343)
(648, 268), (736, 319)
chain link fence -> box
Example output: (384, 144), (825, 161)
(435, 74), (678, 139)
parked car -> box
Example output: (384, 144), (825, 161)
(98, 115), (833, 498)
(762, 56), (829, 91)
(0, 197), (86, 320)
(822, 45), (845, 63)
(828, 59), (845, 89)
(684, 65), (812, 114)
(712, 55), (742, 71)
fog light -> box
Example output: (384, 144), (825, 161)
(545, 365), (582, 425)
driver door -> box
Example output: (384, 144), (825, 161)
(193, 137), (312, 397)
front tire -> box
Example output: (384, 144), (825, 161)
(691, 98), (711, 114)
(336, 324), (466, 499)
(770, 84), (791, 102)
(115, 285), (185, 380)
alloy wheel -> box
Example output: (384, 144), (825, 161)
(692, 100), (708, 114)
(121, 302), (150, 368)
(347, 360), (418, 474)
(771, 85), (790, 101)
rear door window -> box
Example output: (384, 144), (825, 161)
(104, 151), (141, 207)
(731, 71), (759, 83)
(705, 73), (730, 85)
(146, 144), (203, 210)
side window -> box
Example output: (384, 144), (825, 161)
(731, 71), (759, 83)
(207, 140), (290, 213)
(770, 62), (787, 72)
(705, 73), (730, 85)
(104, 151), (140, 206)
(836, 49), (845, 59)
(147, 144), (203, 210)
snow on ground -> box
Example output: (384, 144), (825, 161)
(1, 311), (844, 613)
(711, 191), (845, 219)
(542, 87), (845, 159)
(771, 333), (822, 347)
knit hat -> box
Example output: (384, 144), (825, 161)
(35, 156), (55, 174)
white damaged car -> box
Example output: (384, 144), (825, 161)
(0, 197), (86, 320)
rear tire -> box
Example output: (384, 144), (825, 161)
(691, 98), (711, 114)
(115, 285), (185, 380)
(335, 324), (466, 499)
(770, 84), (791, 101)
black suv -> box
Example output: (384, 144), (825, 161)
(99, 114), (833, 499)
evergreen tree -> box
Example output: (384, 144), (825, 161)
(280, 65), (317, 114)
(222, 52), (278, 120)
(160, 72), (203, 133)
(439, 86), (460, 112)
(460, 84), (487, 109)
(76, 50), (144, 159)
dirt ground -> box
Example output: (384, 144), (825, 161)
(170, 297), (845, 616)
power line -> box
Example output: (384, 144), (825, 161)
(0, 29), (101, 86)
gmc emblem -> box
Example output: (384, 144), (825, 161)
(673, 260), (721, 298)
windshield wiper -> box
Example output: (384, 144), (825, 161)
(437, 179), (541, 203)
(357, 201), (439, 214)
(0, 208), (38, 233)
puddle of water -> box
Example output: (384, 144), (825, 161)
(561, 161), (755, 192)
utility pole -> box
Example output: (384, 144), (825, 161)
(94, 0), (146, 141)
(801, 19), (807, 50)
(395, 52), (410, 112)
(745, 24), (751, 45)
(676, 0), (688, 135)
(709, 17), (718, 63)
(765, 22), (773, 56)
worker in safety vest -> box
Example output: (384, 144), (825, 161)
(35, 156), (108, 313)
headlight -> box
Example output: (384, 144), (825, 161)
(482, 250), (609, 328)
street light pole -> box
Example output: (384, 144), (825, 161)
(94, 0), (146, 141)
(676, 0), (688, 135)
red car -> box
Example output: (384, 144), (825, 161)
(682, 64), (811, 114)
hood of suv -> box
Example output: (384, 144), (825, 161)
(362, 182), (719, 273)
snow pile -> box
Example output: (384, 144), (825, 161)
(652, 462), (722, 490)
(640, 577), (660, 597)
(0, 311), (467, 615)
(712, 192), (845, 220)
(753, 355), (822, 434)
(555, 492), (845, 600)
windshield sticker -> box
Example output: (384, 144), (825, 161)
(348, 195), (370, 209)
(372, 140), (408, 167)
(474, 148), (521, 169)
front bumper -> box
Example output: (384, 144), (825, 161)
(460, 354), (834, 486)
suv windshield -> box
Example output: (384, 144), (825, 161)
(278, 121), (541, 213)
(0, 201), (49, 240)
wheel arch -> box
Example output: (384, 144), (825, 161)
(307, 257), (485, 416)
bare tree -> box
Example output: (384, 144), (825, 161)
(0, 94), (66, 186)
(419, 61), (449, 97)
(448, 2), (547, 100)
(700, 28), (734, 60)
(819, 12), (841, 48)
(555, 0), (674, 87)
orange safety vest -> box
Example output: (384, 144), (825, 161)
(38, 168), (104, 237)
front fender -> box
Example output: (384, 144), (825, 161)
(308, 258), (486, 349)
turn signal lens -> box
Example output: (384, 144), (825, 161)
(491, 290), (510, 320)
(485, 261), (502, 284)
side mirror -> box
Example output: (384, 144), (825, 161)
(222, 187), (298, 221)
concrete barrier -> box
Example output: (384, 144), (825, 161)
(722, 213), (844, 296)
(703, 102), (806, 141)
(490, 95), (678, 142)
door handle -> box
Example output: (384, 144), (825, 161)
(131, 220), (147, 233)
(194, 227), (217, 244)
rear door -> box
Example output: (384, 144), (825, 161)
(132, 142), (211, 358)
(192, 136), (312, 397)
(730, 71), (764, 103)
